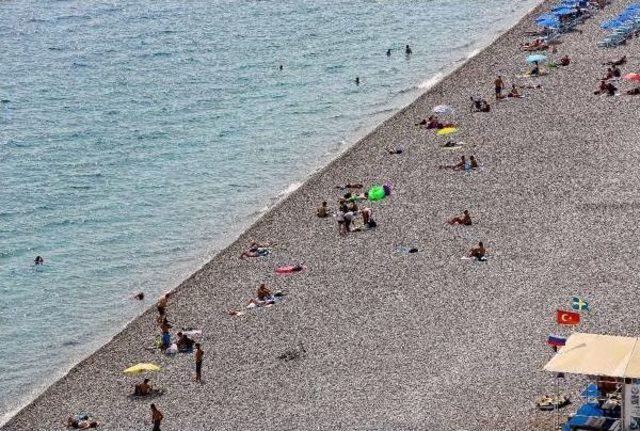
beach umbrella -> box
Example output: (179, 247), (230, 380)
(553, 6), (576, 15)
(436, 127), (457, 136)
(537, 18), (560, 28)
(433, 104), (454, 115)
(123, 363), (161, 375)
(536, 13), (557, 22)
(526, 54), (548, 64)
(624, 73), (640, 82)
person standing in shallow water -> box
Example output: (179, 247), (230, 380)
(150, 404), (163, 431)
(386, 48), (391, 57)
(405, 44), (412, 55)
(355, 76), (360, 85)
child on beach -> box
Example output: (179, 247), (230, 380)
(317, 201), (329, 218)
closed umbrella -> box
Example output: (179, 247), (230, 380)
(123, 363), (161, 375)
(433, 104), (454, 115)
(527, 54), (548, 64)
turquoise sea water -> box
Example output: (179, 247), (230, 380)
(0, 0), (540, 423)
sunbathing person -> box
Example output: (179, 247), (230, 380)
(594, 80), (608, 95)
(246, 283), (276, 307)
(134, 378), (153, 396)
(530, 61), (541, 76)
(468, 242), (487, 260)
(627, 88), (640, 95)
(470, 96), (490, 112)
(416, 115), (439, 128)
(176, 332), (195, 352)
(439, 156), (466, 170)
(508, 84), (523, 98)
(448, 210), (472, 226)
(240, 240), (272, 259)
(604, 55), (626, 66)
(387, 147), (403, 154)
(559, 55), (571, 66)
(469, 156), (479, 169)
(335, 183), (363, 189)
(66, 416), (99, 429)
(612, 66), (621, 78)
(603, 68), (613, 80)
(317, 201), (329, 218)
(520, 38), (548, 51)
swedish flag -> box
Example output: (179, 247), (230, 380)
(571, 297), (589, 311)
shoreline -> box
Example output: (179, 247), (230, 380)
(6, 0), (638, 429)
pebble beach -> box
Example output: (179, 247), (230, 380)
(5, 0), (640, 429)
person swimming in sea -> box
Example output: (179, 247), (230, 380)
(386, 49), (391, 57)
(133, 292), (145, 301)
(405, 45), (412, 55)
(34, 256), (44, 265)
(355, 76), (360, 85)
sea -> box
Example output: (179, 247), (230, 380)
(0, 0), (541, 424)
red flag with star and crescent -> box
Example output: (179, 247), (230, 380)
(557, 309), (580, 325)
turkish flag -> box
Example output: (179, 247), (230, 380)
(557, 310), (580, 325)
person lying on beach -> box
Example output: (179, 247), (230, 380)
(468, 242), (487, 260)
(594, 80), (607, 95)
(387, 147), (403, 154)
(603, 68), (614, 80)
(239, 241), (273, 259)
(246, 283), (285, 307)
(508, 84), (523, 98)
(559, 55), (571, 66)
(603, 55), (626, 66)
(66, 416), (99, 429)
(439, 156), (466, 170)
(447, 210), (472, 226)
(470, 97), (490, 112)
(335, 183), (363, 189)
(317, 201), (329, 218)
(520, 38), (548, 51)
(627, 88), (640, 95)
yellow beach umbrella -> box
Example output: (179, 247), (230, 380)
(436, 127), (458, 136)
(123, 363), (161, 375)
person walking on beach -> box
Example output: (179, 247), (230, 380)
(194, 343), (204, 383)
(494, 75), (505, 99)
(150, 404), (163, 431)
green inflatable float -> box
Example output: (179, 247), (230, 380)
(368, 185), (386, 201)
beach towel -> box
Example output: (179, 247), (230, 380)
(275, 265), (305, 274)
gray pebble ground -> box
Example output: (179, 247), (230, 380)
(5, 1), (640, 429)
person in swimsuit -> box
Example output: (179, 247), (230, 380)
(447, 210), (472, 226)
(133, 292), (145, 301)
(494, 75), (505, 99)
(150, 404), (163, 431)
(508, 84), (522, 98)
(134, 379), (152, 396)
(560, 55), (570, 66)
(469, 156), (479, 169)
(612, 66), (621, 78)
(530, 61), (540, 76)
(317, 201), (329, 218)
(386, 49), (391, 57)
(439, 156), (466, 170)
(256, 283), (272, 301)
(194, 343), (204, 382)
(34, 256), (44, 265)
(405, 44), (412, 55)
(468, 242), (487, 260)
(66, 417), (99, 429)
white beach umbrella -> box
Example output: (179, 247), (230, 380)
(433, 105), (454, 115)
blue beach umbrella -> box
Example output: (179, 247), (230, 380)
(536, 13), (556, 21)
(537, 18), (560, 28)
(526, 54), (548, 64)
(553, 7), (577, 16)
